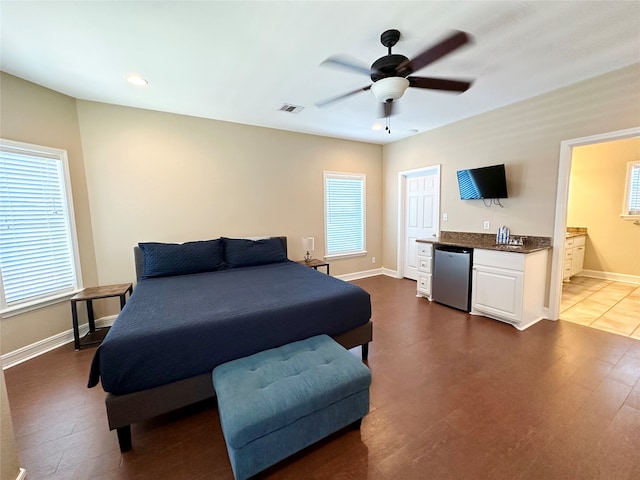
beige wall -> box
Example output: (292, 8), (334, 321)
(568, 138), (640, 276)
(382, 64), (640, 272)
(75, 101), (383, 286)
(0, 73), (98, 354)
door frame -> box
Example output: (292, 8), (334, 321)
(397, 164), (441, 279)
(549, 126), (640, 320)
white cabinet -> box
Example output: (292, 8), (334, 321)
(473, 264), (524, 324)
(570, 236), (585, 278)
(563, 235), (586, 282)
(416, 242), (433, 300)
(563, 240), (573, 281)
(471, 248), (548, 330)
(571, 243), (585, 276)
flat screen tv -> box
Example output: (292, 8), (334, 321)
(456, 164), (508, 199)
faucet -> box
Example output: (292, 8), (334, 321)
(508, 236), (525, 246)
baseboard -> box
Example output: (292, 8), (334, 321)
(541, 307), (555, 321)
(336, 268), (384, 281)
(335, 267), (400, 281)
(579, 270), (640, 285)
(1, 315), (117, 370)
(382, 268), (400, 278)
(16, 468), (27, 480)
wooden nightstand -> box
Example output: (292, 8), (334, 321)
(70, 283), (133, 350)
(297, 259), (330, 275)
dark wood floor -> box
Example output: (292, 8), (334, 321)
(5, 275), (640, 479)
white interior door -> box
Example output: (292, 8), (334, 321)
(404, 171), (439, 280)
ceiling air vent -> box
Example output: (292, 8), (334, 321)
(278, 104), (304, 114)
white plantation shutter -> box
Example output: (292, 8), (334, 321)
(0, 140), (81, 312)
(625, 161), (640, 216)
(324, 172), (366, 257)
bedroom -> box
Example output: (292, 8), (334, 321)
(2, 1), (640, 479)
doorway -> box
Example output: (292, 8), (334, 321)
(549, 126), (640, 324)
(397, 165), (440, 280)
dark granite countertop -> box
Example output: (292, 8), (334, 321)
(417, 231), (552, 254)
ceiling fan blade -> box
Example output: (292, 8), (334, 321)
(320, 55), (372, 76)
(408, 76), (473, 93)
(398, 30), (471, 75)
(315, 85), (372, 108)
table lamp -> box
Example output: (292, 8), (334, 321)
(302, 237), (315, 262)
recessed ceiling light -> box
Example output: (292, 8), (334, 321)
(126, 74), (148, 86)
(371, 123), (382, 131)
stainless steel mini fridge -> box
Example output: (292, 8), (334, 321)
(432, 245), (473, 312)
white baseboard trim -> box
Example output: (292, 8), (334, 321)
(382, 268), (400, 278)
(16, 468), (27, 480)
(336, 268), (384, 282)
(334, 267), (401, 281)
(1, 315), (117, 370)
(579, 270), (640, 285)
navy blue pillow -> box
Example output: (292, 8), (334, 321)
(223, 237), (287, 268)
(139, 239), (225, 279)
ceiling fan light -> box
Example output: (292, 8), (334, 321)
(370, 77), (409, 103)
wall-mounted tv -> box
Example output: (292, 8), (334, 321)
(456, 164), (508, 199)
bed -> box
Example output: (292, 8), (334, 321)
(88, 237), (372, 452)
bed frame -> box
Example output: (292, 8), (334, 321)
(103, 237), (373, 452)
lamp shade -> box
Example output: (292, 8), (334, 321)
(370, 77), (409, 103)
(302, 237), (315, 252)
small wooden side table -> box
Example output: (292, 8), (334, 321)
(297, 259), (330, 275)
(70, 283), (133, 350)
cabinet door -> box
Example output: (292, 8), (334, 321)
(571, 245), (585, 276)
(472, 265), (523, 323)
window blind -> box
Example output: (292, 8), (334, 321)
(626, 162), (640, 215)
(0, 145), (78, 308)
(324, 173), (365, 257)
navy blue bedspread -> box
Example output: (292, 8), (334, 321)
(88, 261), (371, 395)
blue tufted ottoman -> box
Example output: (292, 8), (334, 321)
(212, 334), (371, 480)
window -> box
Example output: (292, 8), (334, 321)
(622, 160), (640, 218)
(0, 139), (82, 315)
(324, 172), (366, 258)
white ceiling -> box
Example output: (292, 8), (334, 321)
(1, 1), (639, 145)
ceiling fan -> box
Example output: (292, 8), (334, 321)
(316, 29), (474, 122)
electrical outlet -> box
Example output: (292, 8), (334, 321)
(484, 221), (490, 230)
(443, 213), (448, 221)
(371, 257), (376, 264)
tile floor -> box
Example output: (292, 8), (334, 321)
(561, 276), (640, 339)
